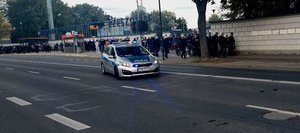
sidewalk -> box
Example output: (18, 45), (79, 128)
(19, 51), (300, 72)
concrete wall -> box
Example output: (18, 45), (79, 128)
(210, 14), (300, 55)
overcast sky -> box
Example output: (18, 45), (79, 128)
(61, 0), (221, 28)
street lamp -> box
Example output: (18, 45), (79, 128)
(20, 22), (23, 38)
(158, 0), (164, 60)
(136, 0), (141, 44)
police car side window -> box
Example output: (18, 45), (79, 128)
(110, 48), (116, 56)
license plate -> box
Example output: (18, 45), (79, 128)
(138, 67), (149, 72)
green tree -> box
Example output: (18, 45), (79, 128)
(220, 0), (299, 20)
(130, 10), (150, 34)
(130, 20), (149, 34)
(130, 9), (148, 20)
(174, 17), (187, 32)
(149, 10), (177, 35)
(7, 0), (48, 42)
(192, 0), (215, 58)
(0, 20), (13, 40)
(71, 3), (110, 24)
(0, 11), (3, 25)
(52, 0), (76, 27)
(208, 14), (222, 22)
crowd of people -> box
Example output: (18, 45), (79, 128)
(139, 32), (236, 59)
(0, 44), (54, 54)
(207, 32), (236, 57)
(0, 32), (236, 58)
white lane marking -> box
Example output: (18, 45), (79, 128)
(6, 97), (32, 106)
(0, 58), (100, 69)
(45, 113), (90, 131)
(63, 76), (81, 81)
(1, 58), (300, 85)
(246, 105), (300, 116)
(6, 67), (14, 70)
(122, 86), (157, 93)
(162, 72), (300, 85)
(28, 71), (40, 74)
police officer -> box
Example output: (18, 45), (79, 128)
(228, 32), (236, 56)
(163, 35), (170, 58)
(180, 35), (187, 59)
(211, 32), (219, 57)
(218, 33), (227, 57)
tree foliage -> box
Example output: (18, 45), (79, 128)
(208, 14), (222, 22)
(6, 0), (110, 42)
(221, 0), (300, 19)
(7, 0), (48, 41)
(0, 20), (12, 39)
(174, 17), (188, 32)
(130, 20), (149, 34)
(71, 3), (110, 24)
(149, 10), (177, 35)
(52, 0), (76, 27)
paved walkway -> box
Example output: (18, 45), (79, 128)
(15, 51), (300, 72)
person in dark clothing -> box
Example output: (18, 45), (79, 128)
(153, 37), (160, 57)
(180, 36), (187, 59)
(228, 32), (236, 56)
(163, 36), (170, 58)
(192, 34), (200, 57)
(207, 32), (213, 56)
(218, 33), (227, 57)
(211, 32), (219, 57)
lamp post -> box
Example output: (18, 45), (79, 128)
(158, 0), (164, 60)
(136, 0), (141, 44)
(46, 0), (55, 40)
(20, 22), (23, 38)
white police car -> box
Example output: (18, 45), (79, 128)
(100, 42), (160, 78)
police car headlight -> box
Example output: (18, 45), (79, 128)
(154, 59), (159, 64)
(120, 62), (131, 67)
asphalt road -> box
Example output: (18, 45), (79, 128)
(0, 54), (300, 133)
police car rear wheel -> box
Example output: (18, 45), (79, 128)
(101, 63), (106, 74)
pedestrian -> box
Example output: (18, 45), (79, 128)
(207, 32), (213, 56)
(211, 32), (219, 57)
(192, 34), (200, 57)
(218, 33), (227, 58)
(95, 40), (100, 53)
(228, 32), (236, 56)
(163, 36), (170, 58)
(153, 36), (160, 57)
(180, 35), (187, 59)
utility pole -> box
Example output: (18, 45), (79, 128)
(46, 0), (55, 40)
(136, 0), (141, 44)
(158, 0), (164, 60)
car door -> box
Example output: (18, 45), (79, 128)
(106, 47), (116, 73)
(101, 47), (110, 73)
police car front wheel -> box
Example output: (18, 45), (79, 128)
(101, 63), (107, 74)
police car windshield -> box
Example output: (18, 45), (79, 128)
(116, 46), (149, 57)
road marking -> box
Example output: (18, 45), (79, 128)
(246, 105), (300, 116)
(1, 58), (300, 85)
(122, 86), (157, 93)
(45, 113), (90, 131)
(56, 101), (104, 112)
(0, 58), (100, 69)
(162, 72), (300, 85)
(6, 97), (32, 106)
(6, 67), (14, 70)
(28, 71), (40, 74)
(63, 76), (81, 81)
